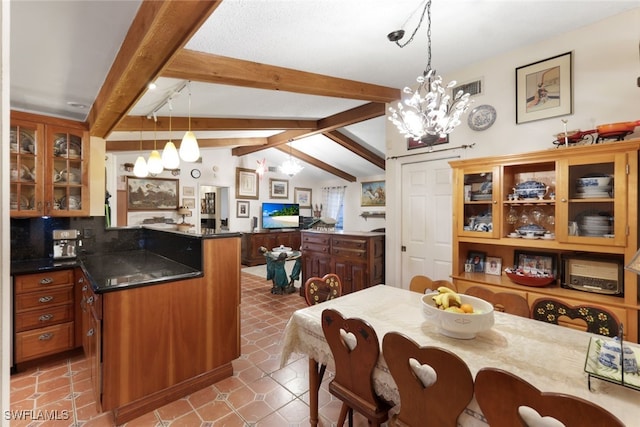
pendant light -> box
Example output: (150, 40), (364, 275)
(162, 99), (180, 170)
(279, 140), (304, 177)
(179, 81), (200, 162)
(387, 0), (472, 141)
(133, 118), (148, 177)
(147, 114), (163, 175)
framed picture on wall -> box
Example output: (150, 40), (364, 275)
(237, 200), (250, 218)
(182, 198), (196, 209)
(235, 167), (259, 200)
(516, 51), (573, 124)
(127, 177), (179, 210)
(361, 180), (385, 207)
(294, 187), (312, 208)
(270, 178), (289, 199)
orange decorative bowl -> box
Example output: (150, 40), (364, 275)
(505, 271), (555, 287)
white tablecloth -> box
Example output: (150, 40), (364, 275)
(281, 285), (638, 426)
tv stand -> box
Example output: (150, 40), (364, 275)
(241, 230), (301, 266)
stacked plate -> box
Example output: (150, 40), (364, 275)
(580, 214), (612, 237)
(576, 175), (612, 199)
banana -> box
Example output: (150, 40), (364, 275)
(440, 292), (452, 309)
(432, 294), (444, 307)
(437, 286), (457, 295)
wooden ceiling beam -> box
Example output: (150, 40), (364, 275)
(113, 116), (317, 132)
(275, 146), (356, 182)
(231, 102), (386, 156)
(106, 137), (266, 152)
(323, 130), (385, 170)
(163, 49), (401, 103)
(87, 1), (222, 139)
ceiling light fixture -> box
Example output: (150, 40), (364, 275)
(133, 118), (149, 178)
(179, 81), (201, 162)
(279, 141), (304, 177)
(147, 114), (163, 175)
(387, 0), (472, 141)
(162, 99), (181, 170)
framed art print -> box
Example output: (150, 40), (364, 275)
(127, 177), (179, 210)
(236, 167), (259, 200)
(237, 200), (250, 218)
(516, 51), (573, 124)
(294, 187), (312, 208)
(361, 180), (385, 207)
(270, 178), (289, 199)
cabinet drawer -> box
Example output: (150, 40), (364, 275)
(15, 303), (74, 332)
(332, 238), (367, 250)
(15, 287), (74, 311)
(15, 321), (74, 362)
(302, 242), (330, 253)
(302, 234), (330, 245)
(15, 269), (74, 293)
(332, 248), (366, 259)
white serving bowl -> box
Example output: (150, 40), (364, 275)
(421, 293), (495, 339)
(576, 176), (612, 187)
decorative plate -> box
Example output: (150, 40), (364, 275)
(467, 104), (497, 131)
(584, 337), (640, 390)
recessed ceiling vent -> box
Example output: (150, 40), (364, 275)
(268, 166), (278, 172)
(453, 79), (483, 97)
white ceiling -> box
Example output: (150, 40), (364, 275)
(9, 0), (640, 181)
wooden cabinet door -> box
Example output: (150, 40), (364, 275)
(456, 165), (501, 239)
(10, 119), (45, 217)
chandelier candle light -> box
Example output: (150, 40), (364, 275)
(279, 141), (304, 177)
(388, 0), (472, 141)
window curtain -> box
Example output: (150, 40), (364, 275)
(321, 185), (346, 222)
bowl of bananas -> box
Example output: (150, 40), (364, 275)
(421, 287), (494, 339)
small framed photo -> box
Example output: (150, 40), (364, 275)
(514, 250), (557, 277)
(485, 256), (502, 275)
(516, 51), (573, 124)
(236, 200), (250, 218)
(294, 187), (312, 208)
(182, 198), (196, 209)
(270, 178), (289, 199)
(183, 186), (195, 197)
(467, 250), (486, 273)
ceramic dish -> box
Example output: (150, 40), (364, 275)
(584, 337), (640, 391)
(505, 271), (555, 287)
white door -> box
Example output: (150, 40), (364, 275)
(401, 159), (453, 288)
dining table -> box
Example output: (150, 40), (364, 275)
(280, 285), (639, 426)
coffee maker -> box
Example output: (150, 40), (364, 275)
(52, 229), (79, 260)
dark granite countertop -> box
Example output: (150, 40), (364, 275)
(79, 250), (202, 293)
(10, 258), (81, 275)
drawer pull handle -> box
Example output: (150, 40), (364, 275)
(87, 296), (94, 304)
(82, 285), (88, 291)
(87, 328), (94, 337)
(39, 278), (54, 285)
(78, 277), (84, 283)
(39, 296), (54, 303)
(38, 333), (54, 341)
(39, 314), (54, 322)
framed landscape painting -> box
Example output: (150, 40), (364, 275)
(127, 177), (178, 210)
(270, 178), (289, 199)
(294, 187), (312, 208)
(361, 181), (385, 207)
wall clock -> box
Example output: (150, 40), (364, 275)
(190, 169), (201, 179)
(468, 104), (497, 131)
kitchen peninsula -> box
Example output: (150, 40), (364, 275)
(11, 226), (241, 425)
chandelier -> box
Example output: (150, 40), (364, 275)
(388, 0), (472, 140)
(279, 141), (304, 177)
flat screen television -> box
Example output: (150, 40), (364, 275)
(262, 202), (300, 229)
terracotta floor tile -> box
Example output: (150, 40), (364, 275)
(225, 385), (257, 410)
(234, 400), (273, 423)
(209, 410), (246, 426)
(120, 410), (160, 426)
(187, 385), (220, 410)
(194, 400), (235, 422)
(155, 398), (194, 422)
(168, 410), (204, 426)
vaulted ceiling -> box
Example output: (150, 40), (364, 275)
(10, 0), (640, 182)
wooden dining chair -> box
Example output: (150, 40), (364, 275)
(321, 308), (390, 427)
(475, 367), (625, 427)
(531, 297), (620, 337)
(382, 332), (474, 427)
(465, 286), (530, 318)
(432, 279), (457, 292)
(409, 275), (434, 293)
(304, 273), (342, 306)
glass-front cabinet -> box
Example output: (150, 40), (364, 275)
(456, 166), (500, 239)
(10, 112), (89, 217)
(10, 120), (44, 217)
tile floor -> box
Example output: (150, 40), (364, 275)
(9, 271), (372, 426)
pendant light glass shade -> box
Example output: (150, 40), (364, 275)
(162, 141), (180, 170)
(180, 131), (200, 162)
(147, 150), (163, 174)
(180, 82), (200, 162)
(133, 156), (148, 177)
